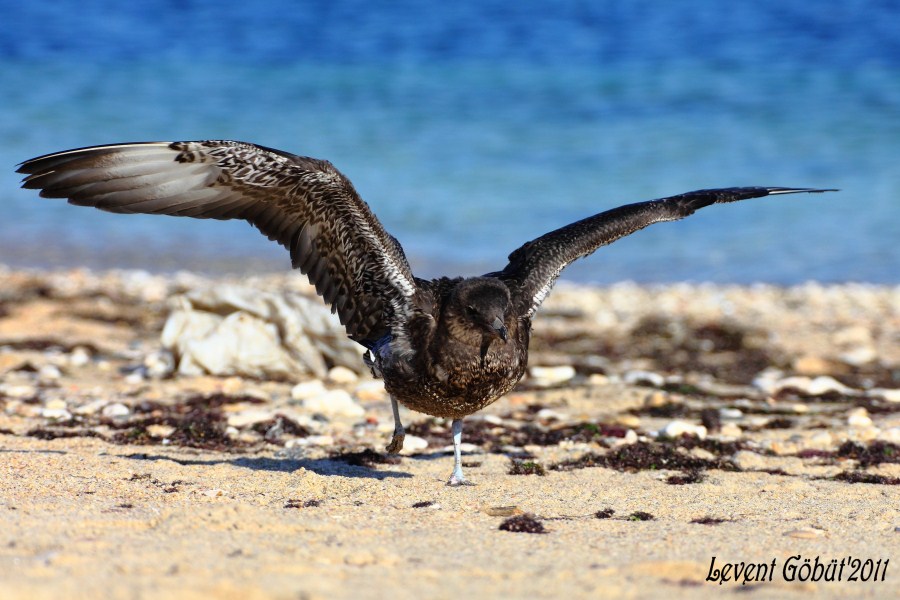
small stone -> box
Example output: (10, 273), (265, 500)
(644, 391), (669, 407)
(221, 377), (244, 395)
(624, 370), (665, 388)
(661, 420), (707, 440)
(143, 350), (175, 379)
(399, 435), (428, 455)
(327, 366), (358, 384)
(871, 389), (900, 403)
(878, 428), (900, 444)
(227, 409), (275, 428)
(719, 408), (743, 420)
(793, 355), (837, 376)
(73, 399), (108, 415)
(41, 407), (71, 420)
(847, 409), (873, 429)
(290, 380), (327, 401)
(69, 347), (92, 367)
(45, 398), (68, 411)
(304, 390), (365, 418)
(719, 423), (742, 438)
(482, 414), (504, 426)
(588, 373), (610, 386)
(202, 489), (226, 498)
(806, 431), (834, 450)
(354, 380), (385, 402)
(536, 408), (565, 422)
(733, 451), (771, 471)
(38, 364), (62, 382)
(622, 429), (638, 444)
(284, 434), (334, 448)
(785, 527), (825, 539)
(4, 384), (37, 400)
(528, 365), (576, 386)
(102, 403), (131, 418)
(124, 371), (145, 384)
(840, 346), (877, 366)
(146, 424), (175, 438)
(614, 414), (641, 428)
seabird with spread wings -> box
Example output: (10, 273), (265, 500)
(18, 141), (834, 485)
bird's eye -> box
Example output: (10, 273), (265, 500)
(465, 305), (478, 317)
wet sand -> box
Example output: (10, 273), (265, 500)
(1, 268), (898, 599)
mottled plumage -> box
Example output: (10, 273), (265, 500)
(18, 140), (835, 485)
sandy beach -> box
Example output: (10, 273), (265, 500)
(1, 267), (898, 599)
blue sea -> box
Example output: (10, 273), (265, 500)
(1, 1), (898, 284)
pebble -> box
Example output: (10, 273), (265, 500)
(202, 489), (226, 498)
(785, 527), (826, 539)
(536, 408), (565, 421)
(285, 435), (334, 448)
(124, 371), (145, 385)
(354, 380), (386, 402)
(302, 389), (365, 418)
(719, 423), (742, 438)
(624, 370), (665, 388)
(327, 365), (359, 384)
(482, 414), (505, 426)
(72, 399), (109, 415)
(840, 346), (877, 366)
(528, 365), (576, 386)
(847, 408), (873, 429)
(227, 409), (276, 428)
(3, 384), (38, 399)
(793, 355), (837, 376)
(101, 403), (131, 418)
(871, 388), (900, 403)
(147, 424), (175, 438)
(68, 346), (92, 368)
(614, 414), (641, 429)
(660, 420), (707, 440)
(38, 364), (62, 382)
(805, 431), (834, 450)
(143, 350), (175, 379)
(587, 373), (610, 386)
(768, 375), (855, 397)
(399, 435), (429, 455)
(290, 380), (327, 401)
(719, 408), (743, 420)
(878, 428), (900, 444)
(41, 407), (72, 420)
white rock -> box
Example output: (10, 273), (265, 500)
(847, 409), (873, 429)
(3, 384), (37, 399)
(285, 435), (334, 448)
(227, 409), (276, 428)
(588, 373), (610, 386)
(327, 366), (358, 384)
(38, 365), (62, 381)
(719, 408), (743, 420)
(536, 408), (565, 421)
(290, 380), (327, 401)
(302, 389), (365, 418)
(769, 375), (854, 397)
(482, 414), (505, 426)
(840, 346), (877, 366)
(124, 371), (145, 385)
(69, 347), (92, 368)
(143, 350), (175, 379)
(101, 403), (131, 418)
(624, 370), (665, 388)
(528, 365), (576, 386)
(40, 407), (71, 420)
(877, 427), (900, 444)
(623, 429), (638, 444)
(806, 431), (834, 449)
(202, 489), (226, 498)
(73, 399), (109, 415)
(399, 435), (429, 455)
(354, 380), (386, 402)
(661, 420), (707, 439)
(871, 388), (900, 403)
(719, 423), (742, 438)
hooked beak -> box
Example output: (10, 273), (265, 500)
(491, 316), (509, 342)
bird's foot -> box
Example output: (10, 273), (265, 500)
(446, 474), (475, 487)
(385, 431), (405, 454)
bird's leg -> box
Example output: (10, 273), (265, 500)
(447, 418), (472, 486)
(385, 395), (405, 454)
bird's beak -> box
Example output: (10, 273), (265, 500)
(491, 317), (509, 342)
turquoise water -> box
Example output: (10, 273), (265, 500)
(2, 1), (898, 283)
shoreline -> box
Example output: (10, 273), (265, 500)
(1, 267), (898, 599)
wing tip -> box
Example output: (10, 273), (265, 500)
(766, 187), (839, 195)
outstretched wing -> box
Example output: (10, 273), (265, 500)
(18, 140), (417, 345)
(488, 187), (836, 318)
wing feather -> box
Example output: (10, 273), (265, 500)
(18, 140), (418, 344)
(489, 187), (836, 318)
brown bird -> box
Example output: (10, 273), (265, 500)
(17, 140), (835, 484)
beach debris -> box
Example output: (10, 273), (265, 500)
(160, 285), (364, 380)
(660, 420), (707, 440)
(499, 514), (547, 534)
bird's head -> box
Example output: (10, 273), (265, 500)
(449, 277), (511, 343)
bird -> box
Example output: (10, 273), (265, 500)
(17, 140), (835, 485)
